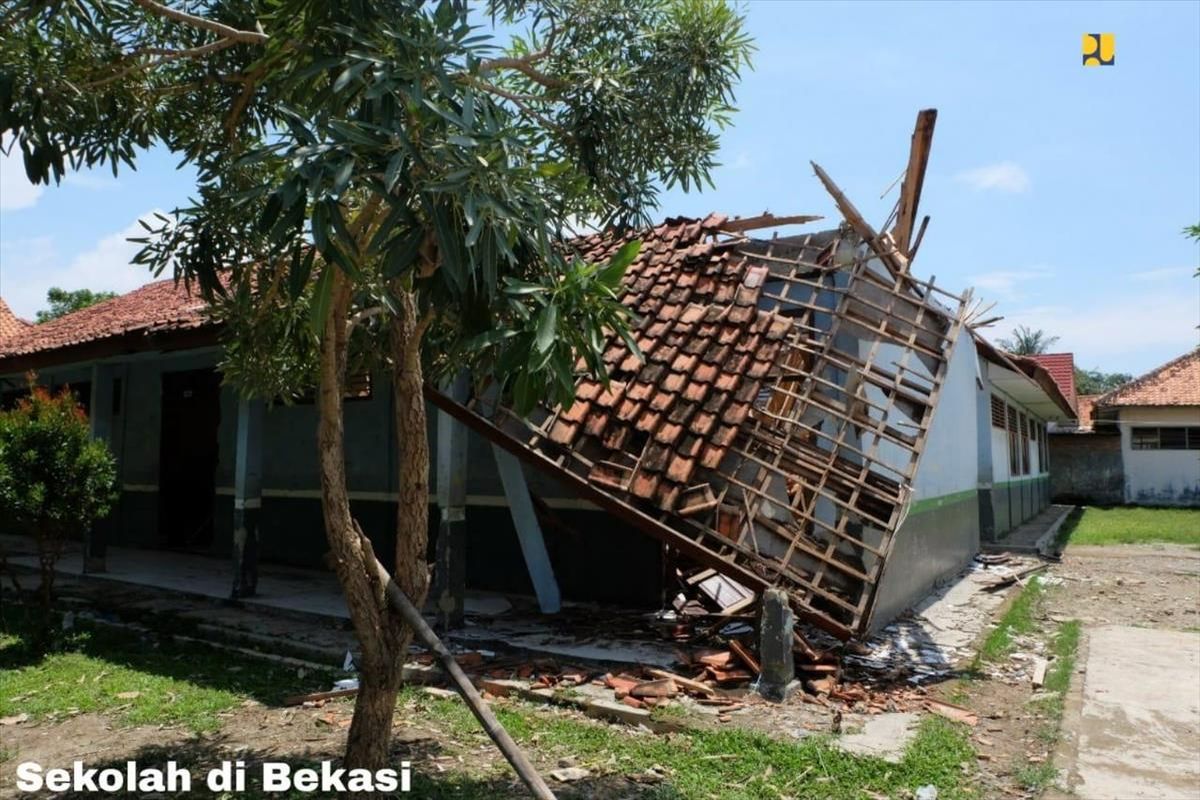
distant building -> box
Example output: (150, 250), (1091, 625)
(1048, 349), (1200, 507)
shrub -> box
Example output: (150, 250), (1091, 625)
(0, 381), (117, 638)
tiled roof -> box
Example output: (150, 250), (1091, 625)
(0, 280), (212, 363)
(1030, 353), (1076, 411)
(552, 213), (785, 511)
(1097, 348), (1200, 407)
(0, 298), (31, 342)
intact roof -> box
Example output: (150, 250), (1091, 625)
(1096, 348), (1200, 407)
(0, 298), (31, 342)
(0, 280), (214, 370)
(1029, 353), (1076, 411)
(973, 335), (1077, 419)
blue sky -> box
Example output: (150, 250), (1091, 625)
(1, 0), (1197, 376)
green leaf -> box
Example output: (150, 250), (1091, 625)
(309, 265), (335, 336)
(534, 304), (557, 354)
(599, 240), (641, 289)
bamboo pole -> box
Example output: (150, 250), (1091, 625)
(366, 553), (557, 800)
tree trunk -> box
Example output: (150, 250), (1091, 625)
(388, 288), (431, 633)
(315, 269), (411, 776)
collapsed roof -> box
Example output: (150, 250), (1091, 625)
(431, 112), (973, 639)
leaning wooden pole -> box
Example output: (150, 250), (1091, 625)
(366, 552), (557, 800)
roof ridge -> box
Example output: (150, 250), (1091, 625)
(1096, 347), (1200, 406)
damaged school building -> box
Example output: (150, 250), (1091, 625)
(0, 112), (1074, 643)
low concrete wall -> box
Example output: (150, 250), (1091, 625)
(1049, 433), (1124, 505)
(989, 475), (1050, 537)
(869, 489), (980, 633)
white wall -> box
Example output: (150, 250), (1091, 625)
(912, 330), (981, 501)
(1119, 406), (1200, 506)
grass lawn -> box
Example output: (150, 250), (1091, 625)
(0, 606), (327, 732)
(1057, 506), (1200, 547)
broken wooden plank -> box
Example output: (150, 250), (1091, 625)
(645, 668), (716, 697)
(1031, 657), (1048, 688)
(721, 213), (824, 233)
(892, 109), (937, 255)
(728, 639), (761, 674)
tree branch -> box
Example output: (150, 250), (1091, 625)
(83, 38), (241, 89)
(131, 0), (268, 44)
(477, 48), (565, 90)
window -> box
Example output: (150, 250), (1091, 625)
(990, 395), (1007, 428)
(1007, 405), (1022, 475)
(1131, 427), (1200, 450)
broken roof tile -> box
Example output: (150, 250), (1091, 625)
(666, 456), (696, 484)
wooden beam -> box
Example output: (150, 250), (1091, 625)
(810, 161), (907, 275)
(721, 213), (824, 233)
(892, 109), (937, 256)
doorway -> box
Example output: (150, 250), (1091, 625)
(159, 368), (222, 549)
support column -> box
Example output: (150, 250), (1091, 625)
(231, 396), (264, 600)
(756, 588), (800, 702)
(492, 445), (561, 614)
(85, 364), (116, 573)
(433, 372), (469, 630)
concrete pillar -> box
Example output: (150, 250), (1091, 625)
(756, 588), (800, 702)
(492, 444), (561, 614)
(231, 396), (264, 599)
(85, 364), (116, 573)
(433, 372), (470, 630)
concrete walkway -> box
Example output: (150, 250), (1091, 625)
(1060, 625), (1200, 799)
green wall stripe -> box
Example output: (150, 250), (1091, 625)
(908, 488), (979, 515)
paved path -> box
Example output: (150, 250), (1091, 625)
(1063, 625), (1200, 799)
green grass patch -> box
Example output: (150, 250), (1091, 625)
(1029, 620), (1081, 722)
(978, 577), (1045, 662)
(0, 605), (329, 733)
(402, 687), (979, 800)
(1057, 506), (1200, 547)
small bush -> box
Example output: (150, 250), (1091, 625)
(0, 380), (117, 643)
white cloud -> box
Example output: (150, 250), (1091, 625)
(0, 144), (43, 211)
(955, 161), (1031, 193)
(0, 212), (164, 319)
(983, 291), (1199, 372)
(968, 269), (1052, 299)
(1130, 266), (1195, 282)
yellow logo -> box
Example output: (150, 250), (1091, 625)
(1083, 33), (1115, 66)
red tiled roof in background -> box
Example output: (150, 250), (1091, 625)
(1029, 353), (1076, 411)
(0, 298), (31, 342)
(1097, 348), (1200, 407)
(0, 280), (213, 364)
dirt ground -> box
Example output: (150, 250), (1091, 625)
(941, 543), (1200, 799)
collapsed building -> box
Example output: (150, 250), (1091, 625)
(0, 110), (1075, 643)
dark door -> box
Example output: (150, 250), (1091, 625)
(159, 369), (221, 548)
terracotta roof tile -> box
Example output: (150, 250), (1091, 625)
(1097, 349), (1200, 407)
(1029, 353), (1077, 410)
(0, 298), (32, 342)
(0, 280), (212, 363)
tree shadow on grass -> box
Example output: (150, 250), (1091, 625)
(0, 602), (332, 708)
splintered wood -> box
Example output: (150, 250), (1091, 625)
(427, 110), (966, 641)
